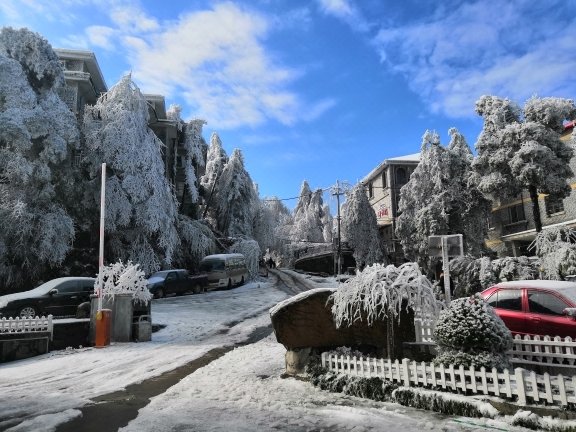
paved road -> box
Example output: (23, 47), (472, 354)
(51, 270), (311, 432)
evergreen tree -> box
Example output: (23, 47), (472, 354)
(82, 75), (179, 274)
(213, 149), (257, 238)
(472, 95), (576, 232)
(341, 183), (384, 269)
(0, 27), (79, 289)
(396, 129), (490, 273)
(291, 181), (324, 243)
(200, 132), (228, 224)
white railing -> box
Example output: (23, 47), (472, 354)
(0, 315), (54, 340)
(321, 352), (576, 407)
(510, 334), (576, 368)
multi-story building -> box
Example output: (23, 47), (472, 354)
(361, 153), (420, 263)
(487, 121), (576, 256)
(54, 49), (108, 118)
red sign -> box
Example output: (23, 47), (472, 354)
(377, 206), (389, 218)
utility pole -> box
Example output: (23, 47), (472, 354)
(331, 180), (349, 275)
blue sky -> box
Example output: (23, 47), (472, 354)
(1, 0), (575, 211)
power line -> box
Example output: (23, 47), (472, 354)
(261, 186), (332, 202)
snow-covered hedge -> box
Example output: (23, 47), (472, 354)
(329, 262), (442, 328)
(95, 261), (151, 305)
(433, 294), (512, 370)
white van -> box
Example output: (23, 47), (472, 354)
(199, 253), (249, 290)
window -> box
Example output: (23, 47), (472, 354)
(368, 182), (374, 199)
(55, 280), (80, 294)
(545, 195), (564, 215)
(528, 291), (568, 316)
(166, 272), (177, 281)
(485, 289), (522, 311)
(395, 167), (407, 186)
(381, 170), (387, 189)
(504, 203), (525, 224)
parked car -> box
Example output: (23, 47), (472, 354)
(480, 280), (576, 338)
(146, 269), (208, 299)
(200, 254), (248, 290)
(0, 277), (96, 319)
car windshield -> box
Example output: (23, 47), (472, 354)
(557, 287), (576, 305)
(200, 260), (225, 272)
(147, 273), (168, 284)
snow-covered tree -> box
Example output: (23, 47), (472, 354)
(321, 204), (333, 244)
(291, 181), (325, 243)
(201, 133), (227, 196)
(330, 262), (442, 328)
(175, 216), (217, 269)
(0, 27), (79, 289)
(472, 95), (576, 232)
(82, 75), (179, 274)
(531, 227), (576, 280)
(230, 239), (261, 281)
(181, 118), (207, 206)
(396, 129), (490, 273)
(341, 183), (384, 269)
(434, 294), (512, 370)
(213, 148), (258, 238)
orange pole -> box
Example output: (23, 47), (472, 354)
(95, 309), (111, 348)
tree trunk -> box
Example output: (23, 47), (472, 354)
(529, 185), (543, 233)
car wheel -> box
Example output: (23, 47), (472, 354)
(193, 284), (201, 294)
(18, 306), (38, 318)
(240, 276), (244, 286)
(227, 279), (232, 290)
(156, 288), (165, 299)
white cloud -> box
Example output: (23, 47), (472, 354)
(372, 0), (576, 117)
(316, 0), (370, 32)
(302, 98), (337, 122)
(109, 4), (159, 33)
(86, 25), (116, 50)
(120, 2), (304, 129)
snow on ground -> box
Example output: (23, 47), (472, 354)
(121, 334), (527, 432)
(0, 280), (288, 430)
(0, 272), (534, 432)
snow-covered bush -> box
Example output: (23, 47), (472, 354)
(433, 294), (512, 370)
(329, 262), (442, 328)
(95, 261), (151, 305)
(531, 227), (576, 280)
(230, 239), (261, 281)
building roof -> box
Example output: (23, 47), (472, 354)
(362, 152), (420, 183)
(54, 48), (107, 94)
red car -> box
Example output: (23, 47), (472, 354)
(480, 280), (576, 338)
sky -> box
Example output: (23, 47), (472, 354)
(1, 0), (575, 210)
(0, 273), (541, 431)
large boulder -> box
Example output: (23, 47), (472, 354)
(270, 288), (415, 373)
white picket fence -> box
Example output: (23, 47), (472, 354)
(0, 315), (54, 339)
(510, 334), (576, 369)
(321, 352), (576, 407)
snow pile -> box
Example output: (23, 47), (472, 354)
(433, 294), (512, 370)
(329, 262), (442, 328)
